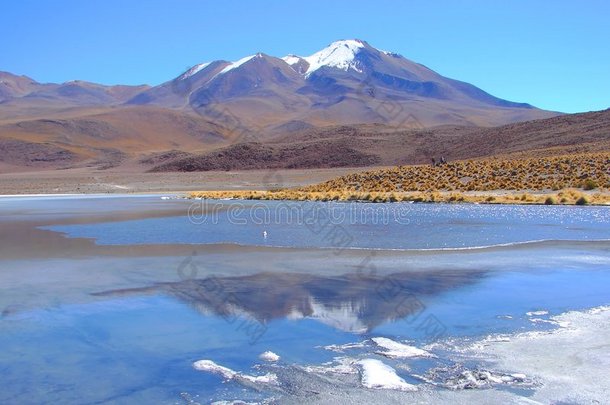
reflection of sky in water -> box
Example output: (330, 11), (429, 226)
(1, 197), (610, 403)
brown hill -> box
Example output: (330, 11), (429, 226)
(300, 153), (610, 193)
(0, 71), (149, 110)
(0, 106), (231, 169)
(151, 109), (610, 172)
(1, 107), (608, 172)
(150, 140), (380, 172)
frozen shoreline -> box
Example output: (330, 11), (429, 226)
(197, 306), (610, 404)
(461, 305), (610, 404)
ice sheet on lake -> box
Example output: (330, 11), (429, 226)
(417, 364), (531, 390)
(461, 305), (610, 403)
(302, 356), (358, 375)
(270, 306), (610, 403)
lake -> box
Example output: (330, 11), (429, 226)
(1, 195), (609, 404)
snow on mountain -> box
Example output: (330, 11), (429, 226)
(217, 54), (258, 76)
(282, 55), (303, 66)
(122, 39), (555, 128)
(179, 39), (371, 84)
(178, 62), (211, 80)
(302, 39), (366, 76)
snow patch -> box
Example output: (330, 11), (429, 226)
(526, 310), (549, 316)
(383, 51), (402, 58)
(179, 62), (211, 80)
(193, 359), (235, 379)
(192, 359), (277, 385)
(356, 359), (418, 391)
(282, 54), (302, 66)
(371, 337), (433, 358)
(217, 55), (257, 76)
(587, 305), (610, 315)
(258, 351), (280, 362)
(211, 401), (258, 405)
(322, 341), (367, 353)
(529, 317), (570, 328)
(303, 39), (366, 76)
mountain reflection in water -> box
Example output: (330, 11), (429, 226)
(93, 269), (486, 333)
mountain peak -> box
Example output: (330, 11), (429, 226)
(302, 39), (371, 76)
(123, 38), (555, 128)
(215, 53), (276, 78)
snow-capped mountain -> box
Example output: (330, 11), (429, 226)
(298, 39), (367, 76)
(1, 39), (557, 132)
(127, 39), (555, 129)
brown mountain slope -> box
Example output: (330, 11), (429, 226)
(150, 140), (380, 172)
(0, 71), (149, 104)
(0, 106), (607, 173)
(0, 106), (231, 169)
(151, 109), (610, 172)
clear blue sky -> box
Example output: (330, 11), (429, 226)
(1, 0), (608, 113)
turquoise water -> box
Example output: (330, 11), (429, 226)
(1, 196), (609, 403)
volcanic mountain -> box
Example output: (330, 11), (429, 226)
(128, 39), (557, 129)
(0, 39), (579, 172)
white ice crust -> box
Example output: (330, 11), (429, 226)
(193, 359), (277, 385)
(371, 337), (433, 359)
(356, 359), (418, 391)
(258, 351), (280, 362)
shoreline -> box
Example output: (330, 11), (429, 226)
(3, 189), (607, 206)
(188, 188), (610, 206)
(1, 188), (608, 206)
(0, 166), (367, 195)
